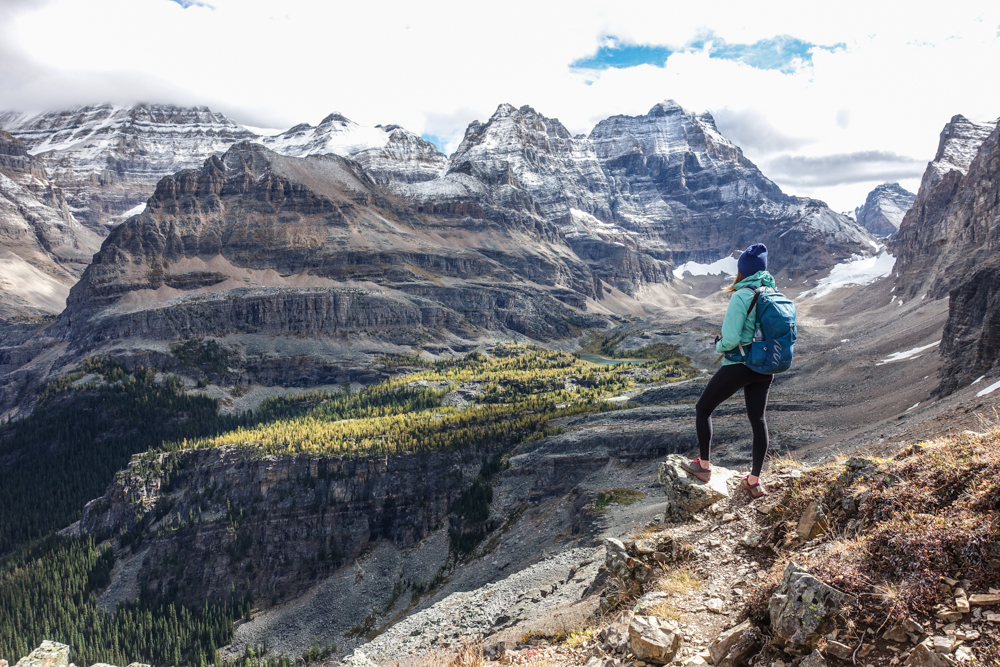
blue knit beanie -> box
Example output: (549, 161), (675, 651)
(737, 244), (768, 276)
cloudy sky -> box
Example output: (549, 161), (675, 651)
(2, 0), (999, 211)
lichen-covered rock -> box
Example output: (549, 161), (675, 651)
(13, 641), (69, 667)
(658, 455), (737, 520)
(768, 562), (845, 648)
(628, 614), (683, 664)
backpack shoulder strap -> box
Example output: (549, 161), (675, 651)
(742, 285), (762, 316)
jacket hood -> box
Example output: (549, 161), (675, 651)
(735, 270), (775, 289)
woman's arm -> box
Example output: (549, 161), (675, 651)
(716, 291), (749, 353)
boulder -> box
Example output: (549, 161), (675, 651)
(13, 643), (69, 667)
(969, 593), (1000, 605)
(599, 624), (629, 654)
(799, 650), (828, 667)
(629, 614), (683, 664)
(796, 501), (829, 541)
(904, 643), (951, 667)
(603, 537), (631, 580)
(884, 617), (924, 644)
(768, 562), (845, 648)
(826, 640), (855, 660)
(658, 455), (737, 520)
(708, 620), (753, 664)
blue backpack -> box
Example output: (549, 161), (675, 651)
(724, 286), (797, 374)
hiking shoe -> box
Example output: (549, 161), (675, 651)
(740, 475), (766, 499)
(680, 457), (712, 482)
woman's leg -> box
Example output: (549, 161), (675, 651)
(695, 365), (752, 462)
(743, 372), (774, 480)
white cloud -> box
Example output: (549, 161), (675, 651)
(1, 0), (999, 211)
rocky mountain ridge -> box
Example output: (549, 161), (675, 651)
(890, 114), (1000, 393)
(853, 182), (915, 237)
(0, 105), (257, 232)
(2, 101), (878, 280)
(48, 141), (604, 373)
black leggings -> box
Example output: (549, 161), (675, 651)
(696, 363), (773, 477)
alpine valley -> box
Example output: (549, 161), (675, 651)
(2, 99), (1000, 667)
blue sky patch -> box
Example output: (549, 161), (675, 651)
(421, 133), (452, 155)
(570, 41), (674, 70)
(571, 33), (844, 74)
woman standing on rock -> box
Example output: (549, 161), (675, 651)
(681, 243), (777, 498)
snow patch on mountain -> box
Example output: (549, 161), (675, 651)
(925, 115), (997, 188)
(802, 251), (896, 298)
(261, 113), (392, 157)
(673, 256), (738, 278)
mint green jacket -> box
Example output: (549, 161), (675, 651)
(716, 271), (776, 365)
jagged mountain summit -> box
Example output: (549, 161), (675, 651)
(853, 182), (915, 237)
(261, 112), (448, 185)
(889, 114), (1000, 393)
(401, 101), (877, 287)
(892, 114), (997, 295)
(0, 130), (102, 319)
(0, 104), (257, 230)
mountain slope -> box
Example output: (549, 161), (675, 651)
(53, 142), (604, 369)
(0, 131), (102, 319)
(853, 182), (915, 237)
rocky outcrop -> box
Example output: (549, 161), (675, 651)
(80, 442), (502, 607)
(6, 641), (148, 667)
(768, 562), (845, 650)
(891, 115), (996, 297)
(658, 455), (737, 520)
(853, 182), (915, 237)
(889, 115), (1000, 393)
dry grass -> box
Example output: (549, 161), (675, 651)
(646, 598), (682, 621)
(655, 567), (702, 596)
(741, 427), (1000, 632)
(389, 641), (484, 667)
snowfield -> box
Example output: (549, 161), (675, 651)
(802, 251), (896, 298)
(876, 340), (940, 366)
(673, 256), (738, 279)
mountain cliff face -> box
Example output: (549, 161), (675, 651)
(54, 142), (603, 364)
(0, 104), (257, 231)
(892, 115), (996, 297)
(890, 115), (1000, 393)
(853, 182), (915, 237)
(0, 130), (102, 319)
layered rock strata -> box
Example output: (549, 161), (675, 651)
(890, 115), (1000, 393)
(53, 142), (603, 357)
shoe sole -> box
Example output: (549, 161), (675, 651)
(679, 463), (711, 482)
(740, 481), (765, 498)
